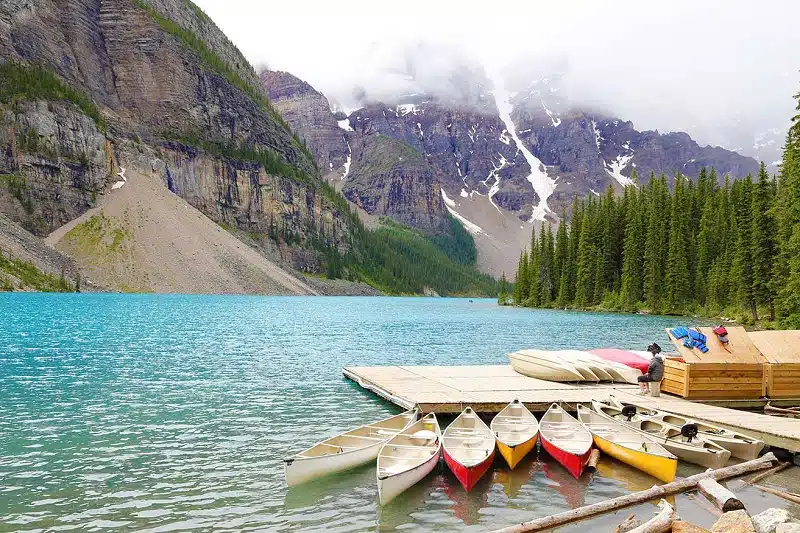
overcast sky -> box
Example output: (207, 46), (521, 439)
(194, 0), (799, 154)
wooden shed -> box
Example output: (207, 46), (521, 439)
(662, 326), (766, 400)
(749, 330), (800, 399)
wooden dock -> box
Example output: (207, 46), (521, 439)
(343, 364), (800, 452)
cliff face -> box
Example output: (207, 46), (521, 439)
(0, 0), (351, 278)
(260, 70), (349, 174)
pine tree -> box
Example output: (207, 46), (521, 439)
(553, 210), (569, 306)
(732, 176), (758, 322)
(620, 183), (645, 309)
(526, 228), (539, 306)
(519, 252), (530, 303)
(558, 197), (582, 305)
(774, 92), (800, 327)
(751, 162), (777, 320)
(575, 202), (597, 307)
(539, 224), (555, 306)
(644, 174), (669, 312)
(498, 273), (509, 305)
(666, 173), (691, 309)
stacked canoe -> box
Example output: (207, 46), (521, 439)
(508, 349), (643, 383)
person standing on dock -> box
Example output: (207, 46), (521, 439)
(638, 343), (664, 395)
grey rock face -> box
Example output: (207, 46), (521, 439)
(511, 77), (760, 213)
(344, 132), (447, 232)
(348, 97), (539, 219)
(0, 100), (111, 235)
(261, 70), (349, 173)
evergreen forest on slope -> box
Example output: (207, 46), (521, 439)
(506, 90), (800, 328)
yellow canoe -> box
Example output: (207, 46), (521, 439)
(577, 404), (677, 483)
(491, 399), (540, 469)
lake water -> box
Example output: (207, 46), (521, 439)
(1, 294), (784, 532)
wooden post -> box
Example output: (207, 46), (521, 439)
(490, 453), (777, 533)
(627, 500), (676, 533)
(697, 477), (744, 512)
(586, 448), (601, 472)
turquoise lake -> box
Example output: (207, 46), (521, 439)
(2, 294), (785, 532)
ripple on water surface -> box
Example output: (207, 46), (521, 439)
(1, 294), (718, 532)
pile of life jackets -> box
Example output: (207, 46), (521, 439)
(670, 325), (730, 353)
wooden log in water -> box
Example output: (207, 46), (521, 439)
(747, 462), (791, 484)
(491, 452), (777, 533)
(752, 484), (800, 505)
(697, 477), (744, 512)
(627, 500), (676, 533)
(586, 448), (601, 473)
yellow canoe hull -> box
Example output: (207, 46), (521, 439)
(592, 434), (677, 483)
(497, 434), (538, 469)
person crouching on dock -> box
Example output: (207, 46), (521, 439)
(638, 343), (664, 395)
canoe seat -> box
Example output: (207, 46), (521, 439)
(411, 430), (437, 440)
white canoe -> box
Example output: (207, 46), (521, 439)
(592, 400), (731, 469)
(608, 395), (765, 460)
(377, 412), (442, 505)
(509, 350), (587, 382)
(556, 350), (618, 382)
(284, 409), (418, 486)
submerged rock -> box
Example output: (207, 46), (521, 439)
(777, 524), (800, 533)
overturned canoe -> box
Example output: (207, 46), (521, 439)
(540, 403), (593, 479)
(284, 409), (418, 486)
(608, 395), (765, 460)
(443, 407), (496, 491)
(592, 400), (731, 469)
(377, 412), (441, 505)
(577, 404), (677, 483)
(590, 348), (651, 374)
(509, 350), (587, 382)
(491, 399), (539, 469)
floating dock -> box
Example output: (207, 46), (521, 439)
(343, 364), (800, 452)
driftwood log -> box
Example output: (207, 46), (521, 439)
(627, 500), (677, 533)
(491, 452), (777, 533)
(697, 477), (745, 512)
(614, 513), (641, 533)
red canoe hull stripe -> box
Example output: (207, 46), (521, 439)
(443, 447), (495, 492)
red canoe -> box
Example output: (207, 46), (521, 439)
(539, 403), (593, 479)
(590, 348), (650, 374)
(442, 407), (496, 491)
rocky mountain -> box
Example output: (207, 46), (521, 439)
(260, 69), (761, 277)
(0, 0), (497, 295)
(0, 0), (375, 293)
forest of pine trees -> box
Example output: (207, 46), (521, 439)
(511, 91), (800, 328)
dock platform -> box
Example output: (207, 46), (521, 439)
(344, 364), (800, 452)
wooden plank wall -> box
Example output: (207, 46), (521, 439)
(662, 359), (765, 400)
(748, 330), (800, 399)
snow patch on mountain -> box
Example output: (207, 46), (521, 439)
(441, 189), (486, 236)
(337, 118), (353, 132)
(417, 122), (424, 137)
(499, 129), (511, 145)
(605, 154), (635, 186)
(541, 102), (561, 127)
(341, 138), (352, 180)
(396, 104), (421, 117)
(592, 120), (603, 151)
(482, 154), (508, 214)
(491, 79), (556, 222)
